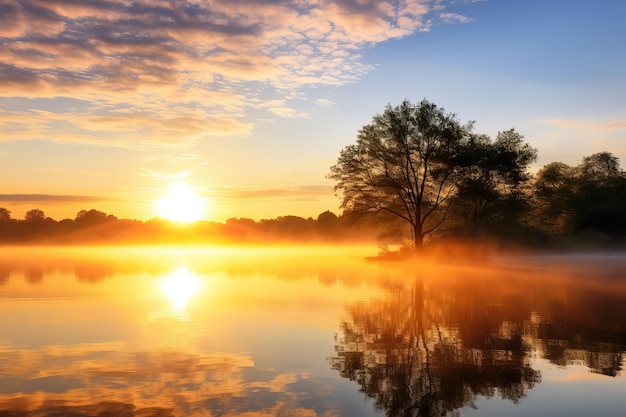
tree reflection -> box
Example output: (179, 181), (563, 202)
(24, 269), (43, 284)
(331, 258), (626, 416)
(0, 267), (8, 285)
(331, 276), (541, 417)
(536, 300), (626, 377)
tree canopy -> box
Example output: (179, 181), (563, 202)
(329, 99), (537, 250)
(532, 152), (626, 241)
(452, 129), (537, 238)
(329, 99), (470, 249)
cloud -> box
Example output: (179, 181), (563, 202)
(439, 12), (472, 24)
(269, 106), (305, 119)
(227, 185), (333, 200)
(531, 118), (626, 165)
(544, 118), (626, 133)
(315, 98), (335, 107)
(0, 0), (478, 148)
(0, 105), (254, 148)
(0, 194), (107, 203)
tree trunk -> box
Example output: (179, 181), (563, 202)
(413, 223), (424, 252)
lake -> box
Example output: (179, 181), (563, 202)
(0, 246), (625, 416)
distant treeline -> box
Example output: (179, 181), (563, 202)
(0, 208), (371, 245)
(2, 150), (626, 249)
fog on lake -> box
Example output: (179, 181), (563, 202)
(0, 247), (625, 417)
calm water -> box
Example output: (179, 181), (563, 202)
(0, 247), (625, 417)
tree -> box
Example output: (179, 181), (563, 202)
(329, 99), (471, 250)
(580, 151), (623, 180)
(574, 152), (626, 237)
(24, 208), (46, 223)
(533, 161), (576, 234)
(0, 207), (11, 222)
(533, 152), (626, 240)
(316, 210), (341, 239)
(0, 207), (14, 240)
(75, 209), (113, 226)
(453, 129), (537, 237)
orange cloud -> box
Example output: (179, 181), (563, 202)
(545, 118), (626, 133)
(0, 194), (107, 203)
(0, 0), (476, 148)
(226, 185), (333, 200)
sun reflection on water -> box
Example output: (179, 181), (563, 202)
(160, 265), (200, 312)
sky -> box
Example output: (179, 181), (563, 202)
(0, 0), (625, 222)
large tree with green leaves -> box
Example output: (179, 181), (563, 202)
(329, 99), (471, 250)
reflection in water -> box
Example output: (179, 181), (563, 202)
(0, 247), (385, 417)
(331, 276), (540, 417)
(24, 269), (43, 285)
(0, 343), (287, 417)
(330, 260), (626, 417)
(0, 248), (625, 416)
(160, 265), (200, 312)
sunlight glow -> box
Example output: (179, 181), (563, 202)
(161, 265), (200, 312)
(157, 181), (205, 222)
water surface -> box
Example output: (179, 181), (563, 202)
(0, 247), (624, 416)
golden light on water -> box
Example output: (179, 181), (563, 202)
(160, 265), (200, 312)
(157, 181), (205, 222)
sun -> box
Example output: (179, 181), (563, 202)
(157, 181), (205, 223)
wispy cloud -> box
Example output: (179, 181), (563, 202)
(545, 118), (626, 133)
(0, 0), (477, 148)
(315, 98), (335, 107)
(455, 0), (485, 4)
(227, 185), (333, 200)
(0, 194), (108, 203)
(439, 12), (472, 24)
(533, 117), (626, 164)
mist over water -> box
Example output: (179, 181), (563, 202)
(0, 246), (624, 416)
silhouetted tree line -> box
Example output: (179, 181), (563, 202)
(330, 99), (626, 251)
(2, 98), (626, 248)
(2, 148), (626, 247)
(0, 208), (377, 244)
(453, 149), (626, 250)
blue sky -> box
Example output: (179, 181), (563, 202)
(0, 0), (624, 221)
